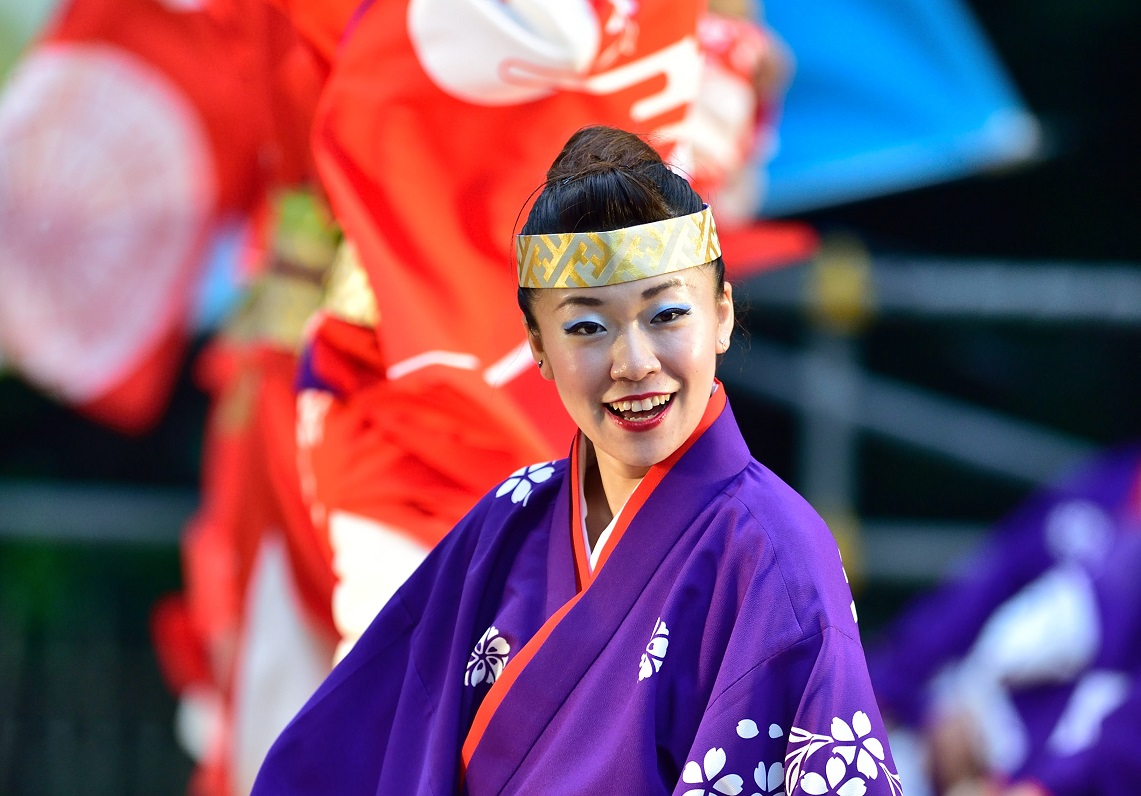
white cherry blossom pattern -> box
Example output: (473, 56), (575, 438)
(465, 626), (510, 687)
(831, 712), (886, 781)
(638, 617), (670, 681)
(495, 461), (555, 506)
(786, 711), (902, 796)
(682, 747), (745, 796)
(737, 720), (782, 740)
(737, 720), (760, 739)
(799, 756), (865, 796)
(685, 713), (896, 796)
(732, 720), (786, 795)
(751, 761), (786, 796)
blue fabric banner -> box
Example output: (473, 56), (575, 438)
(762, 0), (1039, 215)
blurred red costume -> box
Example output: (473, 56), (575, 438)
(1, 1), (338, 791)
(154, 190), (344, 796)
(283, 0), (819, 665)
(114, 3), (344, 793)
(0, 0), (316, 432)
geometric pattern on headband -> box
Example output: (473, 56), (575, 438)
(516, 205), (721, 288)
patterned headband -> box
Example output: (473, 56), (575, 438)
(516, 206), (721, 288)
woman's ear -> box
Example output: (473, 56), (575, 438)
(716, 282), (735, 353)
(525, 318), (554, 380)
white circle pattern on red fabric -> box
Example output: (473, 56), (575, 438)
(0, 43), (214, 401)
(407, 0), (602, 106)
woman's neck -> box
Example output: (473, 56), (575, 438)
(581, 440), (647, 546)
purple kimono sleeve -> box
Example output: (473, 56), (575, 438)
(674, 627), (901, 796)
(251, 498), (487, 795)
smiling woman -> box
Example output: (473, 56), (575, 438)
(528, 267), (732, 543)
(253, 127), (902, 795)
(517, 127), (736, 548)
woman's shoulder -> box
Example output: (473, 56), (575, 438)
(718, 460), (861, 640)
(722, 460), (837, 556)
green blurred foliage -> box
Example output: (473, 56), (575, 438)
(0, 0), (57, 77)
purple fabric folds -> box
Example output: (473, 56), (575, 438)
(254, 400), (899, 794)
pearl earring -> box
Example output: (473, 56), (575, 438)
(537, 359), (543, 367)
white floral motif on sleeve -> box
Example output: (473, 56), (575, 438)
(638, 617), (670, 681)
(681, 747), (745, 796)
(736, 721), (786, 795)
(465, 626), (510, 687)
(495, 462), (555, 506)
(785, 711), (901, 796)
(831, 712), (887, 780)
(691, 712), (898, 796)
(751, 760), (786, 796)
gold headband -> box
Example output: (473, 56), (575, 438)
(516, 206), (721, 288)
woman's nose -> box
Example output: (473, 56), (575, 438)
(610, 328), (660, 381)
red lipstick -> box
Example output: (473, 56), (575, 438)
(606, 397), (673, 432)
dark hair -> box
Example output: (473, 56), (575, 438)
(518, 126), (726, 329)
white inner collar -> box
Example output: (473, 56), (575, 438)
(577, 440), (639, 572)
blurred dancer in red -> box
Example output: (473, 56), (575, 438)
(0, 3), (337, 790)
(144, 5), (350, 792)
(155, 189), (343, 796)
(24, 1), (354, 792)
(287, 0), (810, 665)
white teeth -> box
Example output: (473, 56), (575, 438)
(607, 394), (672, 413)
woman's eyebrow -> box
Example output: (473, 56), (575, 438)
(555, 295), (604, 310)
(641, 277), (685, 300)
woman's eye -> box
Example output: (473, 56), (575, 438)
(565, 321), (604, 336)
(653, 307), (691, 324)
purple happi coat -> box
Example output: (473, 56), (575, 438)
(254, 392), (901, 795)
(869, 445), (1141, 795)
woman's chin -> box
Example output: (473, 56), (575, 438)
(592, 431), (682, 476)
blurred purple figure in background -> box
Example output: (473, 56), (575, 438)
(868, 446), (1141, 796)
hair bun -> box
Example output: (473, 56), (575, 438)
(546, 126), (661, 182)
(523, 125), (704, 237)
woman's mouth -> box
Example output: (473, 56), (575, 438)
(604, 393), (673, 430)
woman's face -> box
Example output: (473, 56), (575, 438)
(527, 266), (734, 480)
